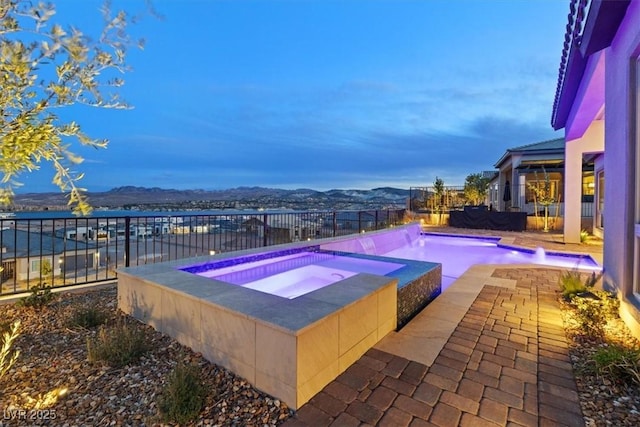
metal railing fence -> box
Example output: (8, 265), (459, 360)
(0, 209), (406, 296)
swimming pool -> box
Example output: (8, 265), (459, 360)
(118, 223), (601, 409)
(321, 228), (601, 289)
(389, 233), (600, 288)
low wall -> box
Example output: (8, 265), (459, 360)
(118, 266), (397, 410)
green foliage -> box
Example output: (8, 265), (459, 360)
(68, 306), (109, 329)
(158, 362), (207, 424)
(433, 177), (444, 199)
(571, 290), (618, 339)
(86, 320), (148, 368)
(573, 296), (609, 338)
(0, 1), (146, 214)
(432, 176), (445, 217)
(16, 283), (58, 311)
(463, 173), (489, 205)
(0, 319), (20, 380)
(580, 229), (590, 243)
(559, 269), (602, 299)
(590, 344), (640, 385)
(40, 259), (52, 281)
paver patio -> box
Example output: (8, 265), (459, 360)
(282, 228), (601, 426)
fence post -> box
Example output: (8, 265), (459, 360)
(358, 211), (362, 232)
(263, 213), (268, 247)
(333, 212), (337, 237)
(375, 210), (379, 230)
(125, 216), (131, 267)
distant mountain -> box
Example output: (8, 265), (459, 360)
(12, 186), (410, 210)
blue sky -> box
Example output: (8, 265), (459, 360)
(22, 0), (568, 193)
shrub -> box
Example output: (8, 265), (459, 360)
(16, 283), (58, 311)
(157, 362), (207, 424)
(573, 296), (609, 338)
(591, 344), (640, 385)
(0, 320), (21, 380)
(571, 290), (618, 339)
(68, 306), (109, 329)
(86, 320), (148, 368)
(559, 268), (602, 300)
(580, 229), (590, 243)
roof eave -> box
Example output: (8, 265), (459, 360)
(580, 0), (631, 56)
(551, 0), (630, 131)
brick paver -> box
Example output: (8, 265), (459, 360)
(282, 267), (586, 427)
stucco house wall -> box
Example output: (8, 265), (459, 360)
(602, 0), (640, 337)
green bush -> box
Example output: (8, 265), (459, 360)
(559, 268), (602, 300)
(591, 344), (640, 385)
(68, 306), (109, 329)
(580, 229), (590, 243)
(86, 320), (148, 368)
(158, 362), (207, 424)
(574, 297), (609, 338)
(16, 283), (58, 311)
(572, 290), (618, 339)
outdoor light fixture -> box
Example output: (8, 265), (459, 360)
(209, 250), (216, 256)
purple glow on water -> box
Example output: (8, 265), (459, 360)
(385, 235), (600, 289)
(188, 227), (602, 299)
(196, 251), (405, 299)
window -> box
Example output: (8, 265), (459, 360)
(31, 259), (41, 273)
(582, 171), (595, 202)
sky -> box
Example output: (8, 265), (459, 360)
(19, 0), (569, 193)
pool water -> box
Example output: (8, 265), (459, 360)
(384, 234), (600, 288)
(191, 251), (405, 299)
(181, 228), (601, 298)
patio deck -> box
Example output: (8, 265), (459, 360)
(282, 227), (602, 427)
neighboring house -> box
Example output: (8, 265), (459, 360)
(55, 226), (95, 241)
(329, 212), (376, 231)
(0, 228), (97, 282)
(492, 138), (566, 213)
(550, 0), (640, 337)
(242, 216), (320, 242)
(491, 138), (595, 223)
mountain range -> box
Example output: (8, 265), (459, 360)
(12, 186), (411, 210)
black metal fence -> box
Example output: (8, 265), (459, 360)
(0, 209), (406, 296)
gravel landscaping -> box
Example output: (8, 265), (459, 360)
(560, 298), (640, 426)
(0, 286), (292, 426)
(2, 279), (640, 426)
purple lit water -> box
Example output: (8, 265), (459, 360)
(384, 234), (600, 289)
(191, 230), (601, 298)
(196, 252), (405, 299)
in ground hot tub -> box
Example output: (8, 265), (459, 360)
(118, 226), (441, 410)
(180, 250), (406, 299)
(118, 244), (440, 410)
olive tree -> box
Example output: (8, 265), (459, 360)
(0, 0), (146, 214)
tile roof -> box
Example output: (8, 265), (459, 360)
(493, 138), (565, 169)
(508, 137), (565, 152)
(551, 0), (631, 130)
(552, 0), (587, 129)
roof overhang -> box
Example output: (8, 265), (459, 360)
(551, 0), (630, 131)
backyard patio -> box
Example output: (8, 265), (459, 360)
(3, 225), (637, 426)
